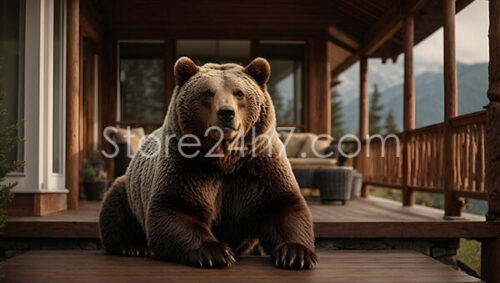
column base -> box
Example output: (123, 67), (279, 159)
(5, 193), (68, 216)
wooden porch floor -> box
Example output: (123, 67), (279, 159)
(4, 196), (499, 239)
(2, 250), (482, 283)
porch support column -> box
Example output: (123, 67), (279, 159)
(479, 2), (500, 279)
(359, 57), (369, 140)
(307, 39), (330, 135)
(485, 0), (500, 221)
(359, 57), (369, 197)
(402, 14), (415, 207)
(481, 238), (500, 283)
(66, 0), (80, 210)
(442, 0), (461, 217)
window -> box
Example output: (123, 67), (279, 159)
(260, 42), (304, 127)
(0, 0), (25, 166)
(176, 40), (305, 128)
(119, 42), (165, 122)
(176, 40), (251, 66)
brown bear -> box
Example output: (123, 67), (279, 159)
(99, 57), (317, 270)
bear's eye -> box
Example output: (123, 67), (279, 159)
(234, 90), (244, 99)
(203, 90), (214, 98)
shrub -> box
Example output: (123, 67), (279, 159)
(0, 93), (24, 232)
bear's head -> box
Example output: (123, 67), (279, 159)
(167, 56), (275, 156)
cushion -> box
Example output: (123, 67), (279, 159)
(279, 132), (309, 157)
(299, 134), (332, 158)
(114, 127), (145, 156)
(288, 158), (337, 166)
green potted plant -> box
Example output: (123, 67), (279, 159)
(81, 151), (108, 201)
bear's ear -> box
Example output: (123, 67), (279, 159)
(174, 57), (199, 86)
(244, 57), (271, 87)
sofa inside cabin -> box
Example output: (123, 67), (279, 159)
(111, 128), (346, 178)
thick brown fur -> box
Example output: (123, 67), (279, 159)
(99, 176), (149, 257)
(99, 57), (317, 269)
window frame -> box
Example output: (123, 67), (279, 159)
(8, 0), (68, 193)
(114, 39), (307, 132)
(116, 40), (167, 128)
(257, 40), (306, 130)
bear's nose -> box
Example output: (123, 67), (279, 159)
(217, 106), (235, 122)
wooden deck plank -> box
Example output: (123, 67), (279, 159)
(2, 250), (482, 283)
(4, 197), (500, 239)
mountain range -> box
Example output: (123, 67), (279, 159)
(334, 60), (489, 134)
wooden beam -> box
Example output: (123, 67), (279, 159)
(403, 15), (415, 132)
(486, 0), (500, 220)
(165, 39), (176, 107)
(442, 0), (461, 218)
(307, 39), (330, 135)
(101, 34), (117, 179)
(327, 26), (359, 53)
(66, 0), (79, 210)
(337, 0), (380, 20)
(359, 57), (369, 140)
(481, 238), (500, 283)
(402, 14), (415, 207)
(327, 34), (357, 53)
(5, 193), (67, 217)
(330, 76), (341, 88)
(330, 0), (430, 78)
(358, 57), (369, 198)
(362, 3), (403, 56)
(330, 53), (360, 78)
(327, 26), (360, 49)
(250, 39), (260, 59)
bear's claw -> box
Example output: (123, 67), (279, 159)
(188, 241), (236, 268)
(272, 242), (318, 270)
(121, 248), (149, 257)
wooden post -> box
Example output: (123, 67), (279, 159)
(402, 14), (415, 207)
(443, 0), (461, 218)
(481, 238), (500, 283)
(101, 35), (117, 179)
(359, 57), (369, 140)
(483, 3), (500, 281)
(66, 0), (79, 210)
(165, 39), (176, 107)
(307, 39), (330, 135)
(486, 0), (500, 221)
(359, 57), (369, 197)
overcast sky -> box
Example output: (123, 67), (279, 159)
(414, 0), (489, 64)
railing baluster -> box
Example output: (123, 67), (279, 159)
(478, 124), (485, 192)
(360, 111), (486, 202)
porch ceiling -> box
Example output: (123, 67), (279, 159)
(93, 0), (474, 76)
(326, 0), (474, 77)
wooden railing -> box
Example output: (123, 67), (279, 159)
(407, 123), (445, 193)
(450, 111), (487, 199)
(357, 133), (403, 188)
(357, 111), (487, 203)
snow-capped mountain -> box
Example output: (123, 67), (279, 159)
(334, 61), (489, 134)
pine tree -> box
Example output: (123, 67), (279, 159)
(369, 84), (384, 135)
(330, 89), (345, 139)
(384, 109), (399, 134)
(0, 93), (24, 232)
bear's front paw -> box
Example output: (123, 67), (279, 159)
(187, 241), (236, 268)
(272, 242), (318, 270)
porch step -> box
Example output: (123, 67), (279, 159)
(2, 250), (482, 283)
(4, 197), (498, 239)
